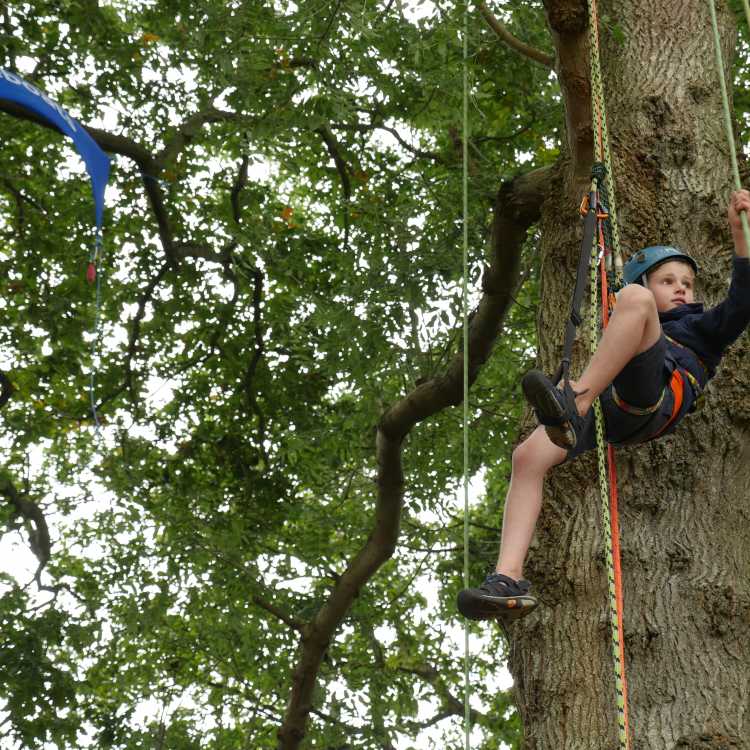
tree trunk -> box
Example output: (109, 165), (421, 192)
(511, 2), (750, 748)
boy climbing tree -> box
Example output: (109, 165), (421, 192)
(458, 189), (750, 621)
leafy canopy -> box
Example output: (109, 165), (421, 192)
(0, 1), (559, 748)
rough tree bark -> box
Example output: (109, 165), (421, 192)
(509, 1), (750, 748)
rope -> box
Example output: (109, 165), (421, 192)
(586, 0), (624, 284)
(590, 239), (630, 750)
(586, 0), (630, 747)
(462, 4), (471, 748)
(707, 0), (750, 253)
(88, 231), (104, 435)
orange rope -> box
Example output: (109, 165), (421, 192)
(600, 245), (631, 745)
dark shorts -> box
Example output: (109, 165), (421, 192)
(567, 334), (676, 461)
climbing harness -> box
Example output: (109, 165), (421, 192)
(612, 362), (703, 420)
(665, 336), (708, 381)
(611, 382), (666, 416)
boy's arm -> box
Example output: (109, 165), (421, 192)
(728, 189), (750, 257)
(690, 190), (750, 358)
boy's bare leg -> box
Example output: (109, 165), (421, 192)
(495, 426), (567, 580)
(493, 287), (660, 581)
(572, 284), (662, 415)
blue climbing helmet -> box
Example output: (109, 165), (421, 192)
(623, 245), (699, 286)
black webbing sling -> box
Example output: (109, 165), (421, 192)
(553, 162), (607, 396)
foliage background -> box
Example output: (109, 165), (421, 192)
(0, 0), (567, 748)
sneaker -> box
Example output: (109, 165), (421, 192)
(521, 369), (583, 450)
(457, 573), (538, 622)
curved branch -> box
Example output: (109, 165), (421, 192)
(242, 266), (268, 464)
(173, 242), (226, 264)
(0, 177), (46, 215)
(315, 124), (351, 249)
(140, 175), (179, 268)
(276, 163), (553, 750)
(156, 106), (238, 169)
(0, 99), (180, 263)
(230, 153), (250, 224)
(0, 100), (153, 164)
(477, 1), (554, 68)
(0, 475), (51, 572)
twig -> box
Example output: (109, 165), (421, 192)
(252, 594), (306, 635)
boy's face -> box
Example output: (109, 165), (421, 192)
(646, 260), (695, 313)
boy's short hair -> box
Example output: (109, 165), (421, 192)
(646, 257), (696, 280)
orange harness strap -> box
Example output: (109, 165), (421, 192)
(650, 369), (684, 439)
(612, 366), (689, 440)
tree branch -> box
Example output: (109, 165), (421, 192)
(0, 475), (51, 573)
(542, 0), (593, 175)
(123, 262), (173, 408)
(156, 106), (238, 169)
(242, 264), (268, 465)
(0, 371), (13, 409)
(0, 177), (46, 215)
(230, 153), (250, 224)
(0, 100), (153, 164)
(477, 1), (555, 68)
(315, 125), (351, 200)
(396, 663), (490, 727)
(140, 174), (179, 268)
(252, 594), (305, 635)
(276, 164), (552, 750)
(173, 242), (227, 264)
(0, 98), (182, 264)
(330, 122), (441, 162)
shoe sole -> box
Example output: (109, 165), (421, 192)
(457, 590), (538, 622)
(521, 370), (577, 450)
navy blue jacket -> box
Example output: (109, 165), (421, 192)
(659, 256), (750, 421)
